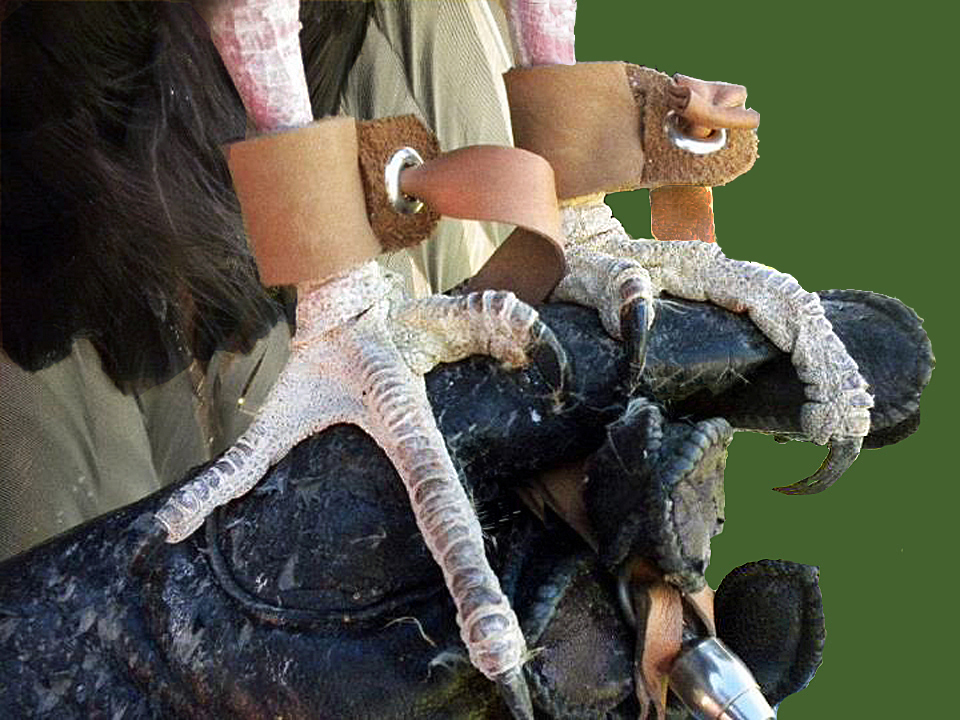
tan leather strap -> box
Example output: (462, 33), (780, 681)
(622, 558), (683, 720)
(402, 145), (560, 242)
(401, 145), (567, 303)
(513, 458), (598, 550)
(623, 558), (717, 720)
(225, 115), (563, 291)
(225, 117), (382, 287)
(504, 62), (758, 200)
(685, 584), (717, 638)
(650, 185), (717, 243)
(637, 580), (683, 719)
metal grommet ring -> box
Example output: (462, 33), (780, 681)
(385, 147), (425, 215)
(664, 111), (728, 155)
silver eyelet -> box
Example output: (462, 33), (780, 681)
(385, 147), (425, 215)
(664, 111), (728, 155)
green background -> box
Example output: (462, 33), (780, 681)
(575, 2), (954, 717)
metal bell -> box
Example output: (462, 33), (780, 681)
(668, 637), (776, 720)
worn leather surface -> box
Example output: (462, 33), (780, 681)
(225, 117), (383, 286)
(650, 186), (717, 243)
(226, 114), (564, 290)
(504, 62), (758, 200)
(404, 143), (566, 303)
(505, 62), (648, 199)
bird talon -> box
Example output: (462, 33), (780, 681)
(526, 320), (570, 394)
(496, 666), (536, 720)
(620, 298), (653, 390)
(153, 264), (536, 692)
(555, 202), (872, 493)
(773, 436), (863, 495)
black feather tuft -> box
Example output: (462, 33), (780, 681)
(2, 1), (371, 388)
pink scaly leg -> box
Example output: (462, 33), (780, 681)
(203, 0), (312, 131)
(503, 0), (577, 67)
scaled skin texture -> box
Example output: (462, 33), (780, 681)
(500, 0), (870, 494)
(160, 3), (876, 715)
(163, 1), (549, 711)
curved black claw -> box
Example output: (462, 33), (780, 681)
(773, 437), (863, 495)
(620, 298), (652, 390)
(528, 319), (572, 395)
(127, 512), (169, 576)
(497, 667), (535, 720)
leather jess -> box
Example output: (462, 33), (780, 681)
(225, 115), (565, 297)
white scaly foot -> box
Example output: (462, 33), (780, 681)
(157, 263), (558, 717)
(552, 200), (874, 494)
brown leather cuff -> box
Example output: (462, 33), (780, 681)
(225, 117), (383, 287)
(226, 115), (564, 290)
(504, 63), (758, 199)
(225, 115), (445, 287)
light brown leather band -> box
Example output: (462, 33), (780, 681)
(506, 62), (646, 200)
(401, 145), (566, 304)
(649, 185), (717, 243)
(225, 115), (564, 291)
(624, 558), (683, 720)
(685, 584), (716, 638)
(225, 117), (382, 287)
(504, 62), (758, 200)
(624, 557), (718, 720)
(638, 581), (683, 719)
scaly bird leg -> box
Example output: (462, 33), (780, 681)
(554, 200), (873, 497)
(553, 201), (873, 494)
(504, 0), (870, 493)
(200, 0), (312, 131)
(161, 2), (546, 715)
(158, 264), (564, 716)
(503, 0), (577, 67)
